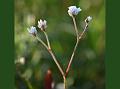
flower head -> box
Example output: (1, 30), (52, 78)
(38, 19), (47, 31)
(27, 26), (37, 36)
(19, 57), (25, 65)
(68, 6), (82, 17)
(15, 57), (25, 65)
(85, 16), (92, 23)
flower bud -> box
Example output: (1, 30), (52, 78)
(38, 19), (47, 31)
(85, 16), (92, 23)
(27, 26), (37, 36)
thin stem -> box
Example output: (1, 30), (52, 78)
(65, 23), (88, 76)
(25, 79), (33, 89)
(36, 33), (65, 77)
(43, 31), (51, 49)
(36, 36), (48, 49)
(63, 76), (67, 89)
(43, 31), (65, 77)
(49, 49), (65, 77)
(65, 39), (79, 76)
(17, 72), (33, 89)
(72, 16), (79, 40)
(79, 24), (88, 40)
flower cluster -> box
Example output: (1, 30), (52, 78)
(27, 19), (47, 36)
(27, 6), (92, 36)
(67, 6), (92, 23)
(26, 5), (93, 89)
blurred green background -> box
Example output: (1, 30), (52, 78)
(15, 0), (105, 89)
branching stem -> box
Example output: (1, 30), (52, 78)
(36, 17), (89, 89)
(65, 19), (88, 76)
(37, 32), (65, 77)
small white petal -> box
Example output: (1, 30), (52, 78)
(44, 20), (47, 25)
(38, 21), (42, 28)
(77, 8), (82, 12)
(40, 19), (43, 23)
(68, 10), (72, 16)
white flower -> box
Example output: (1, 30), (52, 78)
(85, 16), (92, 23)
(38, 19), (47, 30)
(19, 57), (25, 65)
(68, 6), (82, 16)
(27, 26), (37, 36)
(15, 57), (25, 65)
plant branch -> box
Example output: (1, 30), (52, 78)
(17, 72), (33, 89)
(65, 38), (79, 76)
(36, 36), (48, 49)
(25, 79), (33, 89)
(43, 31), (68, 88)
(72, 16), (79, 40)
(63, 76), (67, 89)
(65, 23), (88, 76)
(49, 49), (65, 76)
(78, 24), (88, 40)
(43, 31), (51, 49)
(37, 33), (65, 77)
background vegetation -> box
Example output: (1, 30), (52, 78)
(15, 0), (105, 89)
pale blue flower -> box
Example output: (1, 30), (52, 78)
(68, 6), (82, 16)
(38, 19), (47, 30)
(27, 26), (37, 36)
